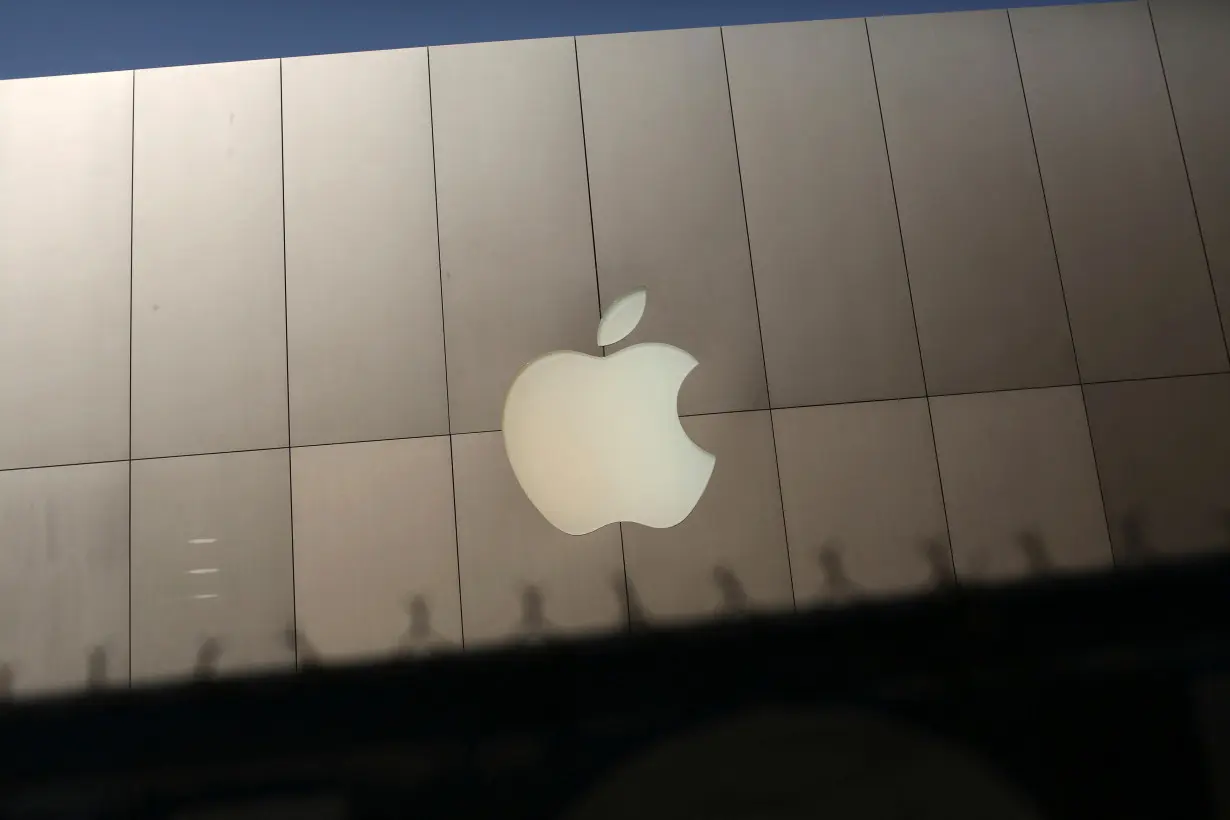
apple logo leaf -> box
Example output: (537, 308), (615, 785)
(597, 288), (647, 347)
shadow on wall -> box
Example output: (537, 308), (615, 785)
(9, 518), (1228, 695)
(817, 541), (863, 601)
(612, 572), (649, 629)
(87, 646), (108, 687)
(805, 531), (1137, 594)
(713, 566), (748, 615)
(289, 592), (459, 669)
(1016, 530), (1053, 574)
(618, 565), (758, 623)
(289, 627), (322, 666)
(517, 585), (553, 640)
(810, 538), (956, 602)
(0, 647), (112, 696)
(1113, 508), (1230, 565)
(922, 538), (957, 588)
(284, 510), (1229, 671)
(400, 594), (455, 651)
(517, 564), (769, 634)
(39, 516), (1230, 688)
(962, 530), (1056, 579)
(195, 637), (223, 679)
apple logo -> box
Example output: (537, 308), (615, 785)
(502, 288), (716, 536)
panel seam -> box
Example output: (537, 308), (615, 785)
(7, 374), (1226, 475)
(278, 59), (300, 667)
(573, 36), (633, 631)
(721, 26), (797, 611)
(1007, 8), (1116, 568)
(427, 46), (467, 651)
(1146, 0), (1230, 365)
(865, 17), (959, 589)
(128, 68), (137, 687)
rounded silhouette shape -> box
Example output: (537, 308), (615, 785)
(563, 707), (1044, 820)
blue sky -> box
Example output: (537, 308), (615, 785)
(1, 0), (1110, 80)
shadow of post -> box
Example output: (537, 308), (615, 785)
(194, 637), (222, 679)
(86, 646), (108, 687)
(612, 572), (650, 630)
(1119, 509), (1154, 564)
(285, 627), (324, 667)
(817, 541), (862, 602)
(713, 566), (749, 615)
(921, 538), (957, 589)
(1016, 530), (1052, 574)
(518, 585), (553, 638)
(400, 595), (433, 647)
(398, 594), (457, 652)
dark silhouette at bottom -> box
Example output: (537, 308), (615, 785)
(286, 628), (323, 667)
(400, 595), (455, 652)
(713, 566), (748, 614)
(613, 573), (650, 629)
(86, 646), (107, 687)
(1017, 530), (1053, 574)
(518, 586), (553, 639)
(922, 538), (957, 588)
(194, 638), (222, 679)
(817, 542), (862, 601)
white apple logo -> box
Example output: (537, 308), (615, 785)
(502, 288), (716, 536)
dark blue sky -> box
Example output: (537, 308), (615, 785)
(1, 0), (1109, 80)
